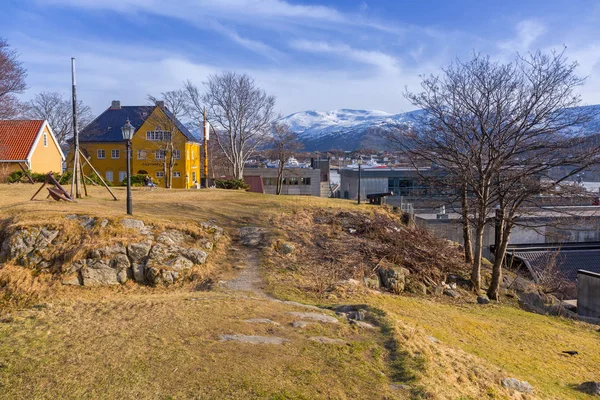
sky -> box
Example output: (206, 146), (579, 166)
(4, 0), (600, 117)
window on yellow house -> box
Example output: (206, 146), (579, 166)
(43, 133), (48, 147)
(111, 149), (120, 159)
(173, 171), (181, 178)
(137, 150), (146, 160)
(155, 150), (166, 160)
(192, 171), (197, 182)
(97, 149), (106, 159)
(173, 150), (181, 160)
(156, 171), (165, 178)
(146, 131), (171, 141)
(105, 170), (113, 182)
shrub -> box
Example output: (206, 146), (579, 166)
(121, 174), (146, 187)
(7, 171), (24, 183)
(214, 178), (249, 190)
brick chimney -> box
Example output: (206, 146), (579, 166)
(155, 100), (165, 108)
(110, 100), (121, 109)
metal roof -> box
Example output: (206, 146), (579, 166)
(79, 105), (200, 143)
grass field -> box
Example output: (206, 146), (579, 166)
(0, 184), (599, 399)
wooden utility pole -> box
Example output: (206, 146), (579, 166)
(203, 107), (209, 188)
(70, 58), (83, 198)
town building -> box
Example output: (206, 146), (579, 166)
(0, 120), (65, 174)
(339, 166), (450, 200)
(77, 101), (201, 188)
(243, 159), (331, 197)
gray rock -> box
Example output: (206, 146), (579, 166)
(477, 295), (490, 304)
(89, 244), (126, 259)
(156, 230), (190, 245)
(127, 242), (152, 263)
(67, 260), (86, 273)
(347, 310), (366, 321)
(62, 274), (82, 286)
(443, 289), (461, 298)
(244, 318), (281, 326)
(280, 301), (322, 310)
(182, 248), (208, 265)
(363, 277), (380, 289)
(427, 336), (440, 344)
(81, 259), (120, 286)
(79, 216), (96, 230)
(200, 222), (224, 241)
(99, 219), (109, 228)
(309, 336), (346, 345)
(287, 312), (338, 324)
(378, 265), (410, 294)
(220, 334), (287, 344)
(145, 267), (179, 285)
(131, 263), (145, 283)
(350, 320), (376, 329)
(0, 227), (59, 268)
(578, 381), (600, 395)
(110, 254), (130, 284)
(501, 378), (534, 394)
(291, 321), (310, 328)
(121, 218), (145, 231)
(238, 227), (265, 247)
(279, 243), (295, 255)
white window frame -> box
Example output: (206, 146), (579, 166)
(111, 149), (120, 159)
(173, 149), (181, 160)
(137, 150), (146, 160)
(192, 171), (197, 182)
(97, 149), (106, 159)
(156, 171), (165, 178)
(43, 133), (48, 147)
(155, 150), (166, 160)
(105, 170), (113, 182)
(146, 131), (172, 141)
(173, 171), (181, 178)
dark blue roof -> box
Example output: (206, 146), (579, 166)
(80, 105), (200, 143)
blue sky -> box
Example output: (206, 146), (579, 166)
(4, 0), (600, 117)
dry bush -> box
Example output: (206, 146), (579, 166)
(536, 250), (577, 299)
(0, 264), (55, 310)
(268, 208), (468, 297)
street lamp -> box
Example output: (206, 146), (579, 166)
(121, 119), (135, 215)
(357, 158), (363, 205)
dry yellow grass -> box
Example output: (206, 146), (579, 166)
(0, 184), (599, 399)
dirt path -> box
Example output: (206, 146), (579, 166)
(222, 248), (267, 295)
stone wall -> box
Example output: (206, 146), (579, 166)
(0, 215), (223, 286)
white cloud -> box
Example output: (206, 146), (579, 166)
(290, 40), (400, 74)
(499, 19), (547, 52)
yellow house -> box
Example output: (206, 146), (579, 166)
(78, 101), (201, 188)
(0, 120), (65, 175)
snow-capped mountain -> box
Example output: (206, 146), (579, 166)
(281, 109), (423, 152)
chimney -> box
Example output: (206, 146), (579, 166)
(111, 100), (121, 109)
(155, 100), (165, 108)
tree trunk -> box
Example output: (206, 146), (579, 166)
(471, 222), (485, 292)
(461, 183), (473, 263)
(488, 216), (511, 301)
(276, 163), (283, 195)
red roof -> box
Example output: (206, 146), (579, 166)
(0, 120), (45, 161)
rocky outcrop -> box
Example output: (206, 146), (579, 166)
(378, 264), (410, 294)
(501, 378), (534, 394)
(0, 216), (224, 287)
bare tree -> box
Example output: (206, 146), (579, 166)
(147, 90), (187, 188)
(193, 72), (276, 179)
(269, 122), (304, 195)
(0, 38), (27, 119)
(22, 92), (93, 144)
(390, 50), (598, 296)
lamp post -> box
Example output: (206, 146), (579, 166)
(357, 158), (363, 205)
(121, 119), (135, 215)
